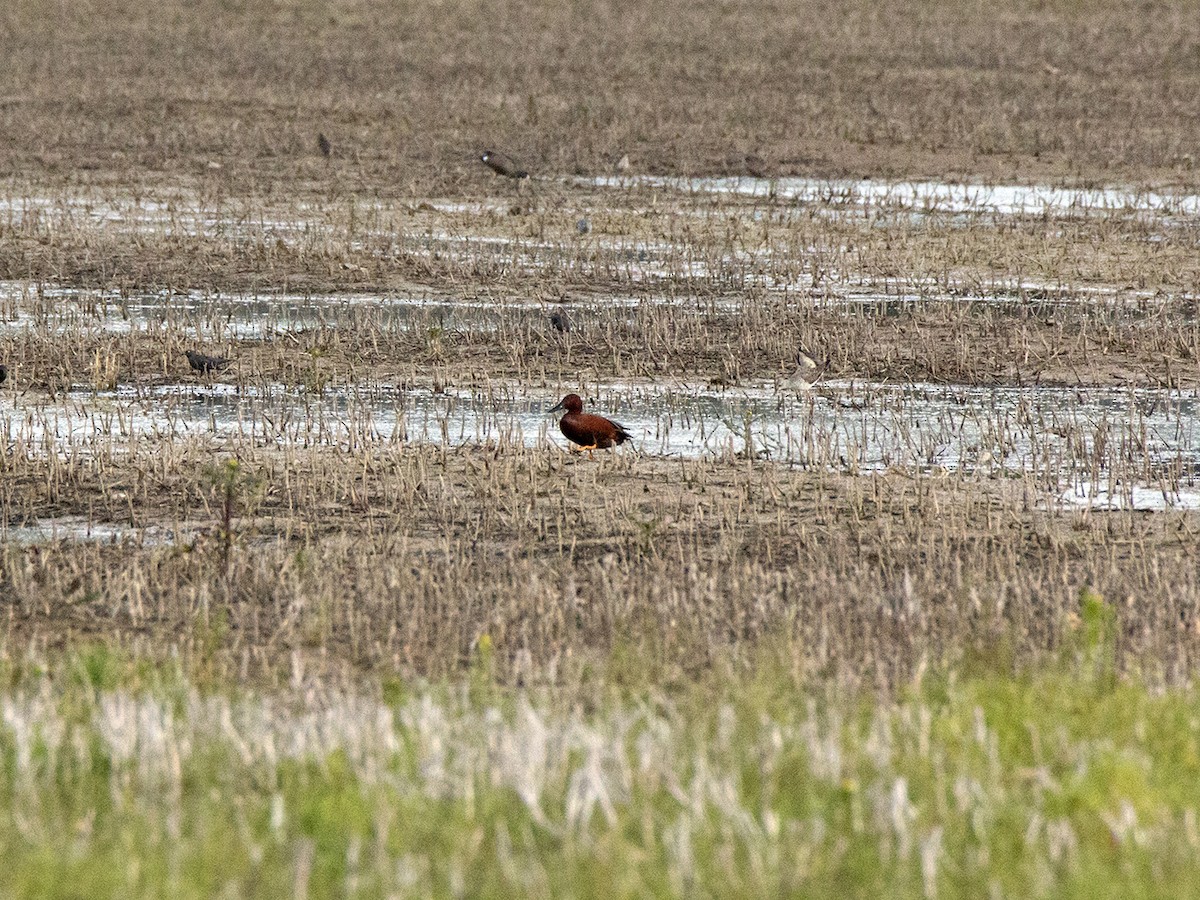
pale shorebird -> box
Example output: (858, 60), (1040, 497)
(785, 349), (828, 390)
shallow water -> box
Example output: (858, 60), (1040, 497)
(0, 280), (525, 338)
(10, 175), (1198, 228)
(1058, 481), (1200, 512)
(6, 177), (1194, 305)
(0, 280), (751, 343)
(3, 380), (1198, 505)
(587, 174), (1200, 219)
(3, 275), (1180, 353)
(0, 515), (187, 546)
(3, 176), (1199, 516)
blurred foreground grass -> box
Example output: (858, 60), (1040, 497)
(2, 593), (1199, 899)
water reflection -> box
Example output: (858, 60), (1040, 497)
(2, 379), (1197, 477)
(587, 174), (1200, 218)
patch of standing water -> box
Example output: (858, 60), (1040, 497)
(0, 281), (525, 337)
(587, 175), (1200, 218)
(1057, 481), (1200, 512)
(0, 281), (741, 339)
(1, 516), (187, 546)
(0, 194), (328, 237)
(2, 380), (1199, 508)
(6, 281), (1189, 345)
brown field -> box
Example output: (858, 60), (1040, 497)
(3, 0), (1200, 193)
(4, 441), (1200, 689)
(1, 0), (1200, 690)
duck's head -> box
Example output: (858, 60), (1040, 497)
(549, 393), (584, 414)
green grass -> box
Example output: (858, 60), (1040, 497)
(2, 621), (1200, 898)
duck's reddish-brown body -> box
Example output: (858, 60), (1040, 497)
(549, 394), (632, 451)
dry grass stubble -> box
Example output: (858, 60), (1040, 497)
(1, 0), (1199, 192)
(1, 0), (1200, 692)
(3, 440), (1199, 689)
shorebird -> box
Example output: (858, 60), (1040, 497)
(186, 350), (231, 375)
(548, 311), (571, 333)
(785, 348), (828, 390)
(549, 394), (632, 457)
(317, 132), (332, 158)
(480, 149), (529, 179)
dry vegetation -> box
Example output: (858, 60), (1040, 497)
(0, 0), (1196, 686)
(2, 0), (1200, 192)
(3, 436), (1200, 688)
(0, 0), (1195, 697)
(2, 192), (1200, 389)
(3, 1), (1200, 894)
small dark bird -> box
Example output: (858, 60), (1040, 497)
(480, 149), (529, 179)
(548, 311), (571, 333)
(317, 132), (332, 158)
(186, 350), (231, 374)
(0, 363), (7, 385)
(744, 153), (768, 178)
(549, 394), (632, 456)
